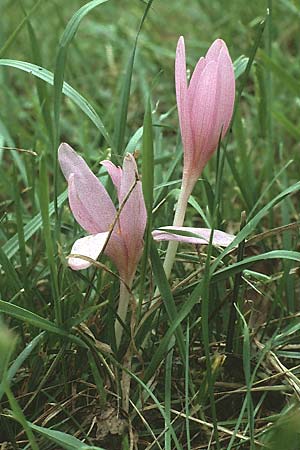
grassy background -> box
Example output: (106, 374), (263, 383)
(1, 0), (300, 449)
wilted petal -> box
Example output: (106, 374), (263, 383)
(152, 226), (235, 247)
(101, 160), (122, 197)
(68, 232), (110, 270)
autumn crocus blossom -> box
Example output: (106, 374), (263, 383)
(58, 143), (147, 346)
(162, 37), (235, 279)
(176, 36), (235, 193)
(58, 143), (146, 281)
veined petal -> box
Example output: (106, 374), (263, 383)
(101, 160), (122, 198)
(59, 143), (95, 180)
(119, 154), (147, 239)
(211, 45), (235, 140)
(68, 232), (109, 270)
(119, 153), (147, 277)
(188, 56), (206, 100)
(175, 37), (193, 161)
(68, 173), (116, 234)
(189, 60), (218, 173)
(104, 232), (130, 280)
(59, 143), (116, 233)
(205, 38), (224, 62)
(152, 226), (235, 247)
(175, 36), (187, 128)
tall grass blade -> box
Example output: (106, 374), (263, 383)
(113, 0), (154, 156)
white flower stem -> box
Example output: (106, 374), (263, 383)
(115, 279), (132, 349)
(163, 177), (194, 280)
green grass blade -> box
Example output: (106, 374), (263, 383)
(0, 301), (65, 338)
(0, 60), (111, 147)
(113, 0), (154, 155)
(12, 165), (27, 288)
(185, 321), (191, 450)
(0, 246), (22, 292)
(2, 190), (67, 260)
(213, 250), (300, 283)
(27, 421), (107, 450)
(258, 49), (300, 96)
(22, 1), (54, 144)
(211, 181), (300, 272)
(0, 332), (44, 401)
(141, 98), (154, 218)
(128, 367), (183, 450)
(4, 383), (39, 450)
(38, 154), (61, 325)
(0, 0), (42, 58)
(164, 336), (175, 450)
(150, 241), (186, 360)
(139, 97), (154, 307)
(53, 0), (110, 148)
(236, 306), (255, 448)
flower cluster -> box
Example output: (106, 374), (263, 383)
(59, 36), (235, 314)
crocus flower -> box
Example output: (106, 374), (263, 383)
(176, 36), (235, 194)
(58, 143), (147, 345)
(58, 143), (147, 284)
(161, 37), (235, 279)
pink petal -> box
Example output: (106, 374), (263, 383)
(205, 39), (224, 62)
(58, 143), (94, 180)
(188, 60), (219, 173)
(104, 232), (129, 280)
(68, 232), (110, 270)
(152, 226), (235, 247)
(68, 173), (116, 234)
(175, 37), (193, 165)
(212, 45), (235, 139)
(200, 45), (235, 163)
(175, 36), (187, 128)
(101, 160), (123, 197)
(119, 153), (147, 278)
(58, 143), (117, 234)
(188, 57), (206, 102)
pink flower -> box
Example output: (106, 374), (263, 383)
(176, 36), (235, 191)
(58, 143), (147, 285)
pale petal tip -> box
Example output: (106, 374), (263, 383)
(58, 142), (77, 168)
(152, 227), (235, 247)
(177, 36), (185, 51)
(68, 256), (92, 271)
(67, 232), (109, 271)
